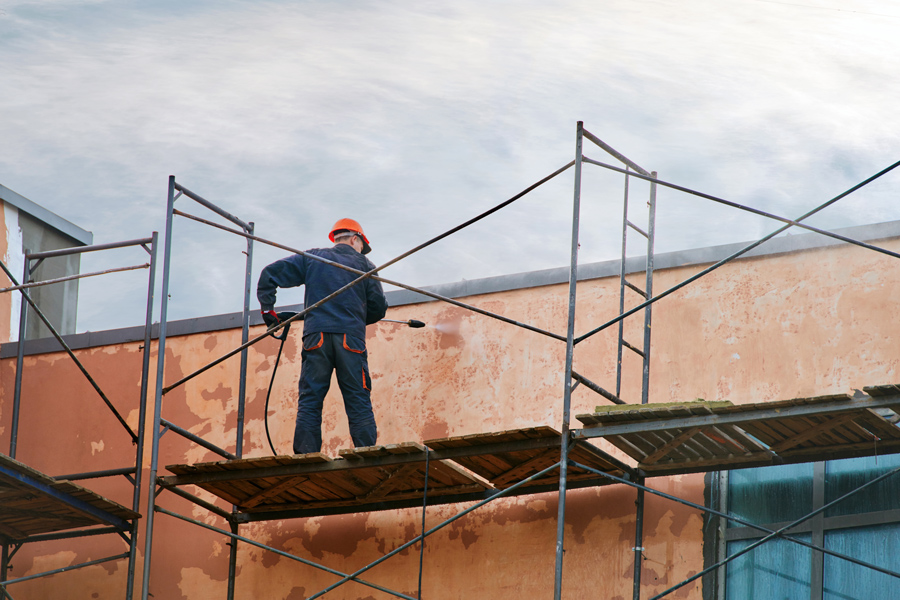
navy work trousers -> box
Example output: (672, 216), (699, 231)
(293, 332), (377, 454)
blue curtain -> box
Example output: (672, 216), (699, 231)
(726, 536), (811, 600)
(824, 453), (900, 517)
(729, 462), (813, 525)
(823, 523), (900, 600)
(725, 454), (900, 599)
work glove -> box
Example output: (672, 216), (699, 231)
(261, 309), (281, 329)
(262, 310), (302, 327)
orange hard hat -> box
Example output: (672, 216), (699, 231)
(329, 218), (371, 254)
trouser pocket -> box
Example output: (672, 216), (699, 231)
(342, 334), (366, 354)
(302, 332), (324, 352)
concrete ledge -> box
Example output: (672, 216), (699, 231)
(3, 219), (899, 358)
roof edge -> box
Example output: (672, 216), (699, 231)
(385, 219), (900, 304)
(0, 184), (93, 246)
(3, 219), (899, 357)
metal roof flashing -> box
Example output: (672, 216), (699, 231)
(2, 219), (899, 358)
(0, 183), (93, 246)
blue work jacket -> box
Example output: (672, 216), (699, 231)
(257, 244), (388, 340)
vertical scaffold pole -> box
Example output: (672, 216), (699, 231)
(632, 171), (656, 600)
(641, 173), (657, 404)
(1, 542), (9, 599)
(632, 170), (657, 600)
(125, 232), (158, 600)
(554, 121), (584, 600)
(227, 522), (239, 600)
(9, 257), (30, 459)
(141, 177), (177, 600)
(632, 483), (645, 599)
(228, 223), (252, 600)
(235, 221), (254, 460)
(615, 170), (630, 397)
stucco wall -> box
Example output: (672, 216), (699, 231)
(0, 201), (13, 344)
(1, 233), (898, 599)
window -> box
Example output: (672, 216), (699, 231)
(714, 454), (900, 600)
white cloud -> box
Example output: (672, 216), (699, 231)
(1, 0), (899, 331)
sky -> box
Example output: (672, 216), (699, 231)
(2, 0), (899, 333)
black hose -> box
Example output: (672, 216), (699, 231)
(264, 315), (294, 456)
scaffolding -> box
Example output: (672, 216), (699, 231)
(3, 121), (900, 599)
(0, 235), (159, 599)
(138, 121), (900, 600)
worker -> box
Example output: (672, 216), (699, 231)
(257, 218), (388, 454)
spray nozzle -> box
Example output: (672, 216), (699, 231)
(382, 318), (427, 329)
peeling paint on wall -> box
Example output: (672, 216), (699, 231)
(2, 237), (899, 598)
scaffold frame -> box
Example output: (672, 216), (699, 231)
(136, 122), (900, 600)
(0, 234), (159, 600)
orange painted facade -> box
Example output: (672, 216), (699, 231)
(1, 232), (898, 599)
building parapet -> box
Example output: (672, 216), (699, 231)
(3, 219), (899, 358)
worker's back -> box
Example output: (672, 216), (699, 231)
(257, 244), (387, 341)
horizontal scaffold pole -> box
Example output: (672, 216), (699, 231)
(25, 237), (154, 260)
(582, 127), (650, 176)
(159, 418), (236, 459)
(0, 552), (129, 588)
(174, 183), (251, 231)
(0, 263), (149, 294)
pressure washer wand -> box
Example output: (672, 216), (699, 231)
(381, 319), (426, 328)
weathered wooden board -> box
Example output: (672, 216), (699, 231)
(0, 454), (138, 541)
(425, 426), (625, 489)
(166, 442), (490, 513)
(575, 388), (900, 475)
